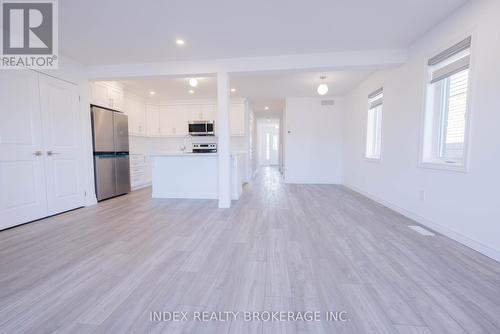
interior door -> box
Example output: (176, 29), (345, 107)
(0, 70), (47, 230)
(39, 75), (85, 215)
(259, 122), (280, 166)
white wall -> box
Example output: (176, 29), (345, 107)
(284, 97), (343, 184)
(342, 0), (500, 261)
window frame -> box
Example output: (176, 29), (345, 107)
(365, 89), (384, 161)
(418, 33), (476, 173)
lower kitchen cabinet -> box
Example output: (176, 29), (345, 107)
(130, 154), (150, 189)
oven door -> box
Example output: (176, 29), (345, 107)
(188, 122), (207, 135)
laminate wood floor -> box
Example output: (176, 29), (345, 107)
(1, 167), (500, 334)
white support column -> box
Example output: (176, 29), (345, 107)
(217, 71), (231, 208)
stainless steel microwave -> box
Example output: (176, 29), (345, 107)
(188, 120), (215, 136)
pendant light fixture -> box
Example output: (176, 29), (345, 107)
(317, 76), (328, 96)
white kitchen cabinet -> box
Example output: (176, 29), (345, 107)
(231, 103), (245, 136)
(186, 104), (202, 121)
(90, 82), (109, 108)
(201, 104), (216, 121)
(90, 81), (124, 111)
(146, 105), (161, 136)
(125, 96), (146, 135)
(158, 105), (187, 137)
(172, 106), (188, 136)
(108, 86), (124, 111)
(159, 105), (174, 136)
(130, 154), (149, 189)
(122, 101), (245, 137)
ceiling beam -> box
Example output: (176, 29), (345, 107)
(85, 49), (407, 80)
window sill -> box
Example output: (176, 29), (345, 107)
(419, 161), (468, 173)
(365, 157), (382, 163)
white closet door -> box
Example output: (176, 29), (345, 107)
(39, 75), (85, 215)
(0, 70), (47, 230)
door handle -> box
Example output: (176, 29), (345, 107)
(47, 151), (61, 156)
(33, 150), (43, 156)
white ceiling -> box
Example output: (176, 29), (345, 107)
(60, 0), (468, 65)
(121, 76), (217, 102)
(118, 69), (372, 112)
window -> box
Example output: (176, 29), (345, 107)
(421, 37), (472, 169)
(365, 88), (383, 160)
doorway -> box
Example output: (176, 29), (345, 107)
(258, 119), (280, 167)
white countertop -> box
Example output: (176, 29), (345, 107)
(151, 151), (248, 157)
(151, 151), (218, 157)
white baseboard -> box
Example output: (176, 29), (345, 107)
(132, 182), (151, 191)
(344, 183), (500, 263)
(285, 178), (341, 185)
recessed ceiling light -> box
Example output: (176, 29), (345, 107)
(264, 106), (269, 110)
(231, 88), (236, 93)
(188, 89), (195, 94)
(176, 39), (185, 46)
(149, 91), (156, 95)
(189, 78), (198, 87)
(317, 76), (329, 96)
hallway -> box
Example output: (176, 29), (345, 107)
(1, 167), (500, 333)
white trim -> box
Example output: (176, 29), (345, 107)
(344, 183), (500, 263)
(364, 157), (382, 163)
(418, 161), (467, 173)
(131, 182), (152, 191)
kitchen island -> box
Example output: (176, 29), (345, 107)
(151, 152), (249, 200)
(151, 152), (219, 199)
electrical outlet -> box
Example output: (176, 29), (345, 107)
(419, 190), (425, 201)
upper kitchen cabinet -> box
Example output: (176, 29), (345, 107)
(186, 104), (202, 121)
(170, 106), (189, 136)
(124, 96), (146, 136)
(90, 81), (124, 111)
(159, 105), (175, 136)
(108, 86), (124, 111)
(230, 103), (245, 136)
(185, 104), (216, 121)
(201, 104), (217, 121)
(146, 105), (161, 136)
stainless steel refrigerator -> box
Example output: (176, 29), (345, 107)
(91, 106), (131, 201)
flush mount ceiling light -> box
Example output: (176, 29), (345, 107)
(231, 88), (236, 93)
(176, 39), (185, 46)
(264, 106), (269, 110)
(149, 91), (156, 95)
(188, 89), (195, 94)
(189, 78), (198, 87)
(317, 76), (329, 96)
